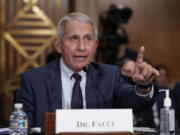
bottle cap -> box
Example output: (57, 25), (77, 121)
(14, 103), (23, 109)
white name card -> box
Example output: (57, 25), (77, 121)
(56, 109), (133, 134)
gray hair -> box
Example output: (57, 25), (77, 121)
(57, 12), (98, 39)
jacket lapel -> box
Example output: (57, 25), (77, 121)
(45, 60), (62, 112)
(85, 63), (101, 108)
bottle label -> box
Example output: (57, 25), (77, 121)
(19, 120), (28, 128)
(10, 120), (19, 128)
(11, 119), (28, 129)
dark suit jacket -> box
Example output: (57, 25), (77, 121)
(16, 59), (155, 128)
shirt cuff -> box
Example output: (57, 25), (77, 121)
(135, 85), (154, 98)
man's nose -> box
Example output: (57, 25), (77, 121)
(78, 39), (86, 51)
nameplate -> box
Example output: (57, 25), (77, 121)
(56, 109), (133, 134)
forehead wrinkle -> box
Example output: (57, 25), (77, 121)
(63, 20), (94, 35)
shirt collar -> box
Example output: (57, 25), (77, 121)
(60, 59), (86, 80)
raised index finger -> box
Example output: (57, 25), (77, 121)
(136, 46), (145, 64)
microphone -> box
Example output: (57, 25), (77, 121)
(82, 66), (107, 108)
(82, 66), (88, 73)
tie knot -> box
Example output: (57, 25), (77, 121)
(72, 73), (81, 81)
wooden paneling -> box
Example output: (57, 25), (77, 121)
(0, 0), (69, 125)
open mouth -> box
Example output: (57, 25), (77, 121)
(73, 56), (87, 61)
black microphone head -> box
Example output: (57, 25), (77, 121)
(82, 66), (88, 73)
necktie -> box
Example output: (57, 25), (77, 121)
(71, 73), (83, 109)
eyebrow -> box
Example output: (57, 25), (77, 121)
(67, 33), (94, 38)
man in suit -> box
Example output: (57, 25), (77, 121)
(16, 12), (159, 128)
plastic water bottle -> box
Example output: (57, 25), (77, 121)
(9, 103), (28, 135)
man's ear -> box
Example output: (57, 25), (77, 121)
(54, 39), (61, 53)
(95, 40), (99, 49)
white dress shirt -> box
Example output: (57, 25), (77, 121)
(60, 59), (87, 109)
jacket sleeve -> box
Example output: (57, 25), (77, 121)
(16, 72), (35, 128)
(114, 67), (155, 112)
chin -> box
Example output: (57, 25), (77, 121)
(73, 65), (86, 72)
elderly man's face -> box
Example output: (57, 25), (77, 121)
(56, 20), (98, 72)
